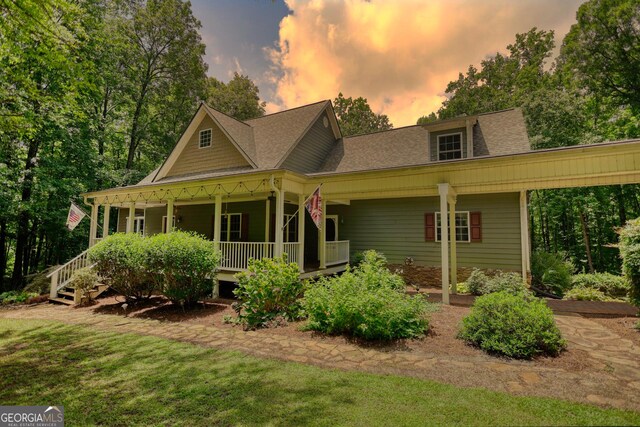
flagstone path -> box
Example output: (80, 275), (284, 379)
(1, 304), (639, 411)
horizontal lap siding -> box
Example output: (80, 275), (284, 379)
(116, 208), (144, 233)
(330, 193), (522, 271)
(145, 207), (165, 236)
(166, 116), (249, 177)
(280, 112), (336, 173)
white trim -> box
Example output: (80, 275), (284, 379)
(435, 211), (470, 243)
(436, 132), (464, 161)
(326, 215), (339, 241)
(221, 212), (242, 242)
(199, 128), (212, 148)
(162, 215), (176, 233)
(283, 213), (297, 243)
(125, 215), (145, 235)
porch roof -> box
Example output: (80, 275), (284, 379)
(84, 139), (640, 205)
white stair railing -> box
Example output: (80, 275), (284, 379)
(47, 249), (91, 299)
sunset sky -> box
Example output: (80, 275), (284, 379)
(191, 0), (584, 126)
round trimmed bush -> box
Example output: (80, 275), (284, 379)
(146, 231), (220, 306)
(88, 233), (155, 302)
(458, 291), (566, 359)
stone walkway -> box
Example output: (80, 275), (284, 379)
(1, 304), (639, 411)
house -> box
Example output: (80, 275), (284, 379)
(50, 100), (640, 304)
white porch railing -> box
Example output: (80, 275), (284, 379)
(283, 242), (300, 266)
(47, 249), (92, 298)
(326, 240), (350, 266)
(219, 242), (275, 271)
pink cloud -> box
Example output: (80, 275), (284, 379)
(266, 0), (583, 126)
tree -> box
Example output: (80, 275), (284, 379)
(206, 73), (266, 120)
(120, 0), (207, 172)
(333, 93), (392, 137)
(561, 0), (640, 112)
(416, 112), (437, 125)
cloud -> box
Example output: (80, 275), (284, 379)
(266, 0), (582, 126)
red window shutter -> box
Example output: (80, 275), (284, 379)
(424, 213), (435, 241)
(241, 213), (249, 242)
(470, 211), (482, 242)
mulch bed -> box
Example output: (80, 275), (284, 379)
(81, 294), (598, 374)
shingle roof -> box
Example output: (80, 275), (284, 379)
(245, 100), (329, 168)
(474, 108), (530, 156)
(319, 126), (429, 173)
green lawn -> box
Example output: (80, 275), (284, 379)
(0, 319), (638, 426)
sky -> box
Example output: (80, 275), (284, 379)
(191, 0), (584, 127)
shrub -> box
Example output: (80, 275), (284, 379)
(88, 233), (155, 302)
(303, 250), (432, 340)
(619, 219), (640, 307)
(233, 256), (304, 329)
(68, 268), (100, 302)
(531, 251), (574, 296)
(23, 266), (58, 295)
(147, 232), (220, 306)
(570, 273), (630, 299)
(351, 250), (388, 268)
(563, 287), (610, 302)
(0, 291), (39, 305)
(459, 291), (566, 359)
(466, 269), (527, 296)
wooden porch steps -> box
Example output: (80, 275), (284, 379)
(49, 283), (109, 306)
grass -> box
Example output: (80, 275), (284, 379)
(0, 319), (638, 426)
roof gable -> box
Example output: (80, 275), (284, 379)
(154, 105), (257, 181)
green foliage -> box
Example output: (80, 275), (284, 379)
(146, 232), (220, 306)
(333, 93), (392, 136)
(303, 251), (431, 340)
(459, 292), (566, 359)
(563, 287), (610, 302)
(531, 251), (574, 296)
(570, 273), (630, 299)
(233, 256), (304, 329)
(0, 291), (39, 305)
(68, 268), (99, 302)
(206, 73), (266, 120)
(466, 269), (527, 296)
(88, 233), (155, 302)
(618, 218), (640, 306)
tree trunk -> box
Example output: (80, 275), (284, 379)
(615, 185), (627, 226)
(579, 211), (595, 274)
(0, 218), (7, 290)
(126, 72), (151, 170)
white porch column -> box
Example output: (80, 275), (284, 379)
(127, 202), (135, 233)
(89, 203), (99, 247)
(166, 198), (174, 233)
(449, 195), (458, 294)
(297, 194), (305, 272)
(438, 184), (450, 305)
(319, 197), (327, 269)
(520, 190), (530, 282)
(213, 195), (222, 250)
(264, 199), (270, 242)
(102, 204), (110, 238)
(274, 190), (284, 257)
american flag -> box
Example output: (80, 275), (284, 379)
(305, 185), (323, 229)
(66, 203), (86, 231)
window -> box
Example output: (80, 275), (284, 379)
(221, 213), (242, 241)
(283, 214), (297, 242)
(126, 216), (145, 234)
(199, 128), (212, 148)
(435, 211), (470, 242)
(437, 133), (463, 160)
(162, 215), (176, 233)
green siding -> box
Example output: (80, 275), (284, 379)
(116, 208), (144, 233)
(330, 193), (522, 271)
(429, 127), (468, 161)
(145, 207), (165, 236)
(280, 112), (336, 173)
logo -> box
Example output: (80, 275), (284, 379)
(0, 406), (64, 427)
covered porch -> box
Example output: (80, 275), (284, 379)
(86, 172), (350, 280)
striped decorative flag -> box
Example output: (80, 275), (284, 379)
(66, 203), (86, 231)
(305, 185), (323, 229)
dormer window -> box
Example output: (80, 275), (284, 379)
(199, 128), (212, 148)
(437, 133), (463, 160)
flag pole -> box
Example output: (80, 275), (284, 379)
(70, 202), (103, 231)
(281, 184), (323, 230)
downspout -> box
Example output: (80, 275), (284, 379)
(269, 175), (283, 257)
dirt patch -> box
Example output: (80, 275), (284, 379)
(583, 314), (640, 346)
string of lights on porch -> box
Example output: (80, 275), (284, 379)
(93, 178), (275, 206)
